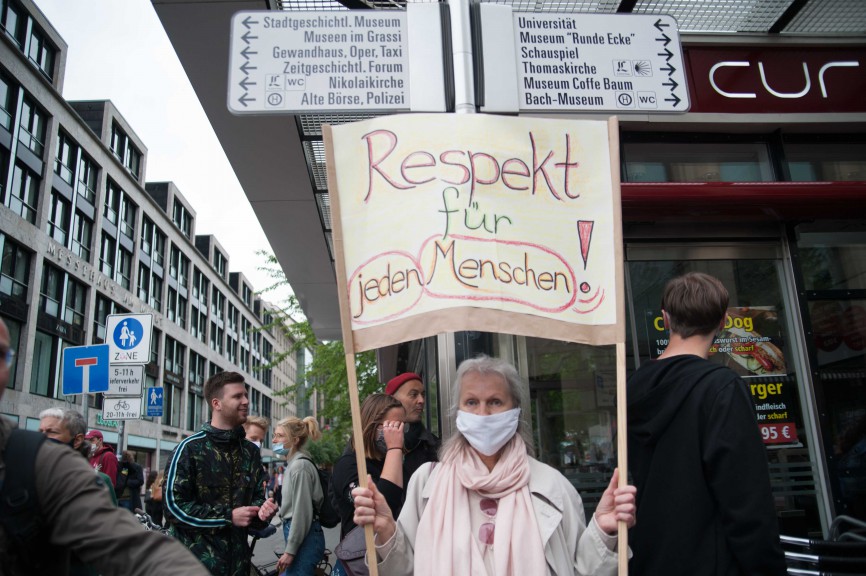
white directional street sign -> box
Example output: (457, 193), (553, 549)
(514, 14), (688, 112)
(106, 313), (153, 365)
(102, 396), (142, 420)
(108, 364), (144, 396)
(228, 11), (411, 114)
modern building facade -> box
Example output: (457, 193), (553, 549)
(155, 0), (866, 539)
(0, 0), (300, 475)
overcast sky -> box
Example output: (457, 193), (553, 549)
(34, 0), (293, 304)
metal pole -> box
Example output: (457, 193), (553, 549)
(448, 0), (475, 114)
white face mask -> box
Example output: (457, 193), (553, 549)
(251, 440), (262, 449)
(456, 408), (521, 456)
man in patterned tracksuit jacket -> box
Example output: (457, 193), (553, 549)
(164, 371), (278, 576)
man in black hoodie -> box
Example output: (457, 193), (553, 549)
(627, 272), (786, 576)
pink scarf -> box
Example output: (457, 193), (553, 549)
(414, 436), (547, 575)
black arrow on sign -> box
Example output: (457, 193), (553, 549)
(662, 78), (679, 91)
(657, 48), (674, 62)
(654, 19), (670, 32)
(242, 16), (258, 29)
(240, 61), (257, 75)
(660, 63), (677, 76)
(664, 93), (681, 107)
(241, 31), (258, 45)
(656, 33), (671, 47)
(239, 77), (256, 91)
(241, 46), (258, 60)
(238, 93), (255, 107)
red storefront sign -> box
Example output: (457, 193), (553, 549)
(685, 46), (866, 113)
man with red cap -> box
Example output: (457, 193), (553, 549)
(385, 372), (440, 481)
(86, 429), (119, 488)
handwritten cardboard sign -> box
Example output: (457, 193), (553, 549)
(325, 114), (623, 352)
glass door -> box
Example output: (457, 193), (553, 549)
(626, 242), (826, 537)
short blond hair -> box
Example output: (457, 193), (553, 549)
(244, 415), (270, 434)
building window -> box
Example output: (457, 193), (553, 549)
(47, 191), (71, 245)
(210, 322), (223, 354)
(115, 248), (132, 290)
(167, 287), (187, 327)
(9, 162), (38, 223)
(150, 328), (161, 365)
(0, 73), (13, 130)
(164, 382), (182, 428)
(54, 131), (76, 185)
(71, 212), (92, 262)
(1, 0), (23, 47)
(242, 284), (252, 307)
(192, 267), (208, 306)
(104, 180), (121, 225)
(227, 304), (238, 333)
(137, 263), (150, 302)
(29, 330), (59, 397)
(119, 196), (136, 241)
(140, 217), (154, 257)
(152, 229), (165, 267)
(172, 199), (192, 238)
(211, 287), (225, 321)
(39, 264), (63, 318)
(164, 336), (185, 376)
(0, 235), (30, 298)
(64, 276), (86, 327)
(785, 141), (866, 182)
(18, 96), (46, 156)
(92, 293), (111, 342)
(27, 26), (55, 80)
(213, 249), (227, 279)
(192, 309), (207, 344)
(110, 122), (141, 179)
(99, 233), (115, 278)
(76, 153), (98, 203)
(151, 274), (163, 312)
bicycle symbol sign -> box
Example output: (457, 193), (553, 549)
(101, 396), (142, 420)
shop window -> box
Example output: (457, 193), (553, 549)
(785, 142), (866, 182)
(3, 317), (22, 388)
(0, 236), (30, 298)
(623, 142), (773, 183)
(29, 329), (57, 396)
(795, 223), (866, 519)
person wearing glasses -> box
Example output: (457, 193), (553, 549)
(0, 317), (211, 575)
(351, 356), (636, 576)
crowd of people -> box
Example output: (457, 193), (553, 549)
(0, 273), (788, 575)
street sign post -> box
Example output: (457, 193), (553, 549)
(62, 344), (110, 395)
(106, 313), (153, 365)
(102, 396), (142, 420)
(146, 387), (164, 418)
(108, 364), (144, 396)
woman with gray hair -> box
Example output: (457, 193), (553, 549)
(351, 355), (636, 576)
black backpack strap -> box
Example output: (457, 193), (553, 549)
(0, 428), (47, 566)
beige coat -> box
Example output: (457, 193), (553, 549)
(377, 458), (622, 576)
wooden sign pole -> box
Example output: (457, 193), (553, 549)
(343, 352), (378, 576)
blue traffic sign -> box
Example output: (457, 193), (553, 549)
(113, 317), (144, 350)
(146, 387), (164, 417)
(62, 344), (110, 395)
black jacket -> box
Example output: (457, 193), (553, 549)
(332, 448), (404, 538)
(402, 423), (439, 483)
(627, 355), (786, 576)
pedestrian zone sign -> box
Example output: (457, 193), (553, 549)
(146, 387), (164, 417)
(62, 344), (110, 395)
(106, 313), (153, 365)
